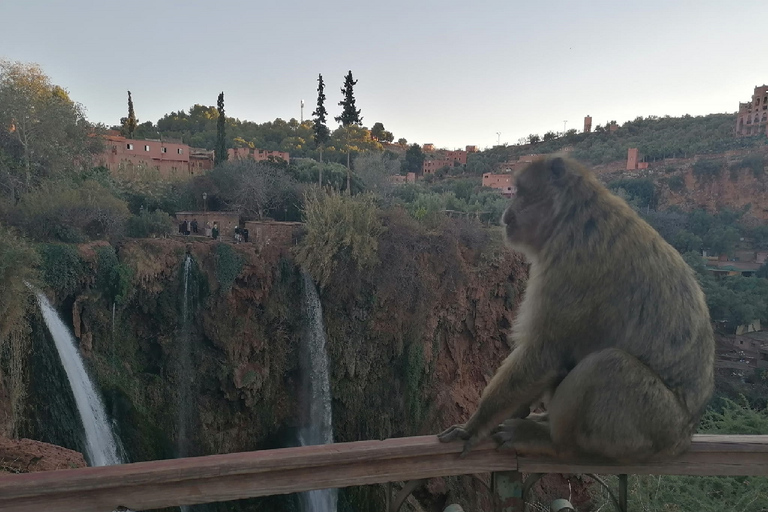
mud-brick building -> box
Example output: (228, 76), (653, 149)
(243, 221), (303, 250)
(97, 133), (214, 180)
(736, 85), (768, 137)
(482, 173), (515, 197)
(228, 147), (290, 164)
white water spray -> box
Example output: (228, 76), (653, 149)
(178, 255), (193, 460)
(299, 272), (337, 512)
(34, 291), (123, 467)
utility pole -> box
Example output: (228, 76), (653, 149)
(496, 132), (501, 146)
(563, 120), (568, 133)
(300, 100), (304, 123)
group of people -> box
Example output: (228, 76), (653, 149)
(234, 225), (249, 243)
(178, 219), (220, 239)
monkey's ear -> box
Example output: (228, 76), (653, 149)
(550, 157), (567, 180)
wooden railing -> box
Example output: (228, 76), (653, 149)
(0, 434), (767, 512)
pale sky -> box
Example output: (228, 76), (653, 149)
(2, 0), (764, 150)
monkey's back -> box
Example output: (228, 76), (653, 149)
(530, 175), (715, 422)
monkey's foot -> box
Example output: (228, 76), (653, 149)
(437, 424), (481, 458)
(491, 418), (557, 457)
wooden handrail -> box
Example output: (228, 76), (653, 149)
(0, 434), (766, 512)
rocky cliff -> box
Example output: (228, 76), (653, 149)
(19, 213), (530, 511)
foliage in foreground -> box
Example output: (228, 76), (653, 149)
(592, 398), (768, 512)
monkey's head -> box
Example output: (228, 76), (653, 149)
(502, 156), (592, 257)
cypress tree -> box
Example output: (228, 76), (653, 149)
(121, 90), (138, 139)
(335, 71), (362, 192)
(334, 70), (362, 127)
(312, 74), (331, 171)
(215, 92), (227, 166)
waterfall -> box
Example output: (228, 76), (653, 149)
(34, 291), (123, 467)
(177, 255), (193, 463)
(299, 272), (337, 512)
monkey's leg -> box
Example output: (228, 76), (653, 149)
(438, 345), (559, 456)
(491, 416), (558, 457)
(547, 348), (693, 462)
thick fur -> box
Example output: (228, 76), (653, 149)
(438, 156), (714, 462)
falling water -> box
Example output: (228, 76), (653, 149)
(178, 255), (193, 461)
(299, 272), (337, 512)
(34, 291), (123, 467)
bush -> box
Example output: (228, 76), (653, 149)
(12, 180), (129, 242)
(594, 398), (768, 512)
(38, 243), (88, 298)
(126, 210), (174, 238)
(608, 178), (657, 208)
(214, 243), (243, 293)
(668, 174), (686, 191)
(294, 189), (383, 288)
(692, 159), (723, 182)
(0, 225), (38, 336)
(95, 246), (133, 305)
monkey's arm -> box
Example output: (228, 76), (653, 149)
(438, 344), (559, 456)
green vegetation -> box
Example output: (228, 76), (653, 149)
(467, 114), (765, 174)
(692, 158), (724, 182)
(9, 180), (130, 242)
(95, 246), (133, 305)
(295, 189), (383, 288)
(595, 398), (768, 511)
(125, 209), (174, 238)
(608, 178), (657, 209)
(214, 242), (244, 293)
(38, 243), (87, 298)
(0, 226), (37, 336)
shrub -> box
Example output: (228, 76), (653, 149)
(12, 180), (129, 242)
(608, 178), (657, 208)
(668, 174), (685, 191)
(126, 210), (174, 238)
(38, 243), (87, 298)
(0, 225), (38, 336)
(95, 246), (133, 305)
(214, 243), (243, 293)
(692, 159), (723, 182)
(294, 189), (383, 288)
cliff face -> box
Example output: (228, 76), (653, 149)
(21, 215), (528, 510)
(593, 147), (768, 221)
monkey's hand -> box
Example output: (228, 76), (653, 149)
(437, 424), (482, 458)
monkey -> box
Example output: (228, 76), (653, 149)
(438, 155), (714, 462)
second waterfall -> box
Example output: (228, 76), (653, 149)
(299, 272), (337, 512)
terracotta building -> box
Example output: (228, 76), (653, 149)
(97, 134), (213, 180)
(584, 115), (592, 133)
(227, 147), (290, 164)
(482, 173), (515, 197)
(626, 148), (649, 170)
(736, 85), (768, 137)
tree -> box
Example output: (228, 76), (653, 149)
(527, 134), (541, 144)
(0, 60), (97, 193)
(215, 92), (227, 166)
(354, 151), (400, 193)
(120, 90), (138, 139)
(371, 122), (387, 141)
(335, 71), (363, 190)
(542, 131), (557, 142)
(311, 74), (331, 176)
(334, 70), (362, 127)
(397, 138), (407, 146)
(404, 144), (425, 175)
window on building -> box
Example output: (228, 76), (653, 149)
(144, 145), (150, 151)
(161, 147), (167, 153)
(126, 143), (133, 150)
(177, 148), (183, 154)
